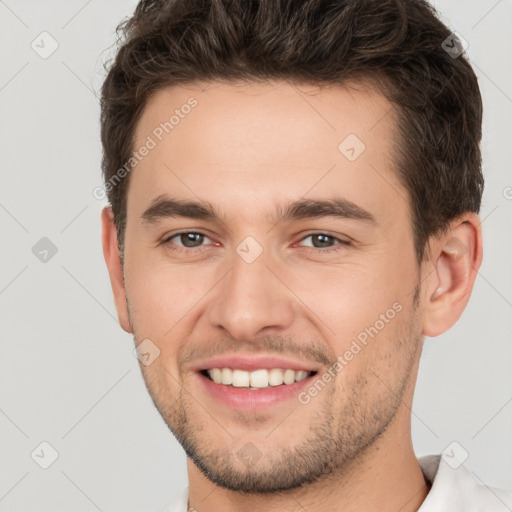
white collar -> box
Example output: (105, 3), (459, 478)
(418, 454), (512, 511)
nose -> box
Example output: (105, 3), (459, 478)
(207, 247), (295, 340)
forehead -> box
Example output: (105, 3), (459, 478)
(129, 80), (405, 226)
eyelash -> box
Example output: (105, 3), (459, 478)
(160, 231), (350, 254)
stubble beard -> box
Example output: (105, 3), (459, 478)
(132, 289), (422, 494)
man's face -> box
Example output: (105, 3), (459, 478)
(121, 81), (424, 492)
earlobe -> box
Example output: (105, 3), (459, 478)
(422, 215), (483, 337)
(101, 207), (133, 333)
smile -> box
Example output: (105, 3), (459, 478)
(202, 367), (314, 389)
(197, 368), (320, 411)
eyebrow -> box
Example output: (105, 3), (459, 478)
(141, 195), (377, 226)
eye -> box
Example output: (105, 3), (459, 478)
(163, 231), (213, 249)
(160, 231), (350, 254)
(296, 233), (349, 251)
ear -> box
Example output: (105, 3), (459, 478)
(101, 206), (133, 333)
(421, 213), (483, 337)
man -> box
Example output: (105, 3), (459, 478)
(100, 0), (511, 510)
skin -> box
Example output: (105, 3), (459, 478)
(102, 80), (482, 512)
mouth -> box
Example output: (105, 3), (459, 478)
(194, 356), (321, 410)
(200, 367), (317, 389)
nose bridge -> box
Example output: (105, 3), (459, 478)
(208, 242), (294, 339)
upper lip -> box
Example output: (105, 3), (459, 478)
(192, 354), (321, 373)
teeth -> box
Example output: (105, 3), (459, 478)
(205, 368), (312, 388)
(295, 370), (308, 382)
(232, 369), (250, 387)
(283, 369), (295, 385)
(221, 368), (232, 385)
(268, 368), (284, 386)
(249, 369), (269, 388)
(210, 368), (222, 384)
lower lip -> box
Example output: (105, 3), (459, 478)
(196, 372), (317, 411)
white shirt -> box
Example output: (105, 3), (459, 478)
(163, 455), (512, 511)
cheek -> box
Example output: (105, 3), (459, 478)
(284, 259), (409, 347)
(124, 256), (214, 338)
(320, 301), (416, 403)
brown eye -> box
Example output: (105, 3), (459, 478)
(299, 233), (346, 249)
(311, 234), (335, 248)
(164, 232), (212, 249)
(179, 233), (205, 247)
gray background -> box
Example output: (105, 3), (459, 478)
(0, 1), (511, 510)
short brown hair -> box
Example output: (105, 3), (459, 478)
(100, 0), (483, 263)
